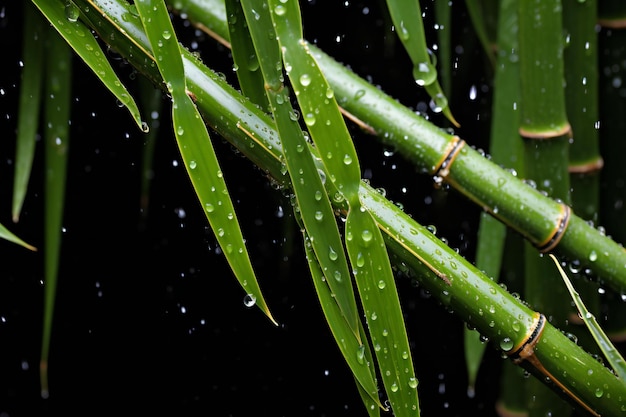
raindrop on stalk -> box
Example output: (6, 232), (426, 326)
(65, 2), (80, 22)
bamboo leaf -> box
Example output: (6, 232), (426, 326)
(549, 254), (626, 382)
(0, 222), (36, 251)
(384, 0), (458, 126)
(268, 1), (420, 414)
(302, 226), (383, 410)
(31, 0), (146, 132)
(134, 0), (277, 324)
(41, 24), (72, 399)
(268, 1), (361, 205)
(13, 2), (45, 222)
(224, 0), (269, 110)
(235, 0), (361, 337)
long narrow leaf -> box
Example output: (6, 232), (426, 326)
(0, 222), (36, 251)
(41, 25), (72, 399)
(134, 0), (276, 324)
(31, 0), (146, 132)
(385, 0), (458, 126)
(550, 254), (626, 382)
(235, 0), (361, 337)
(268, 1), (420, 414)
(13, 2), (45, 222)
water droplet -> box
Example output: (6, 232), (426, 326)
(370, 311), (377, 321)
(589, 250), (598, 262)
(304, 112), (316, 126)
(390, 382), (399, 392)
(325, 87), (334, 99)
(205, 203), (214, 213)
(377, 280), (386, 289)
(243, 294), (256, 307)
(361, 229), (373, 245)
(354, 89), (365, 100)
(177, 126), (184, 135)
(429, 93), (447, 113)
(343, 154), (353, 165)
(356, 252), (365, 267)
(334, 270), (342, 282)
(315, 211), (323, 221)
(274, 4), (286, 15)
(162, 30), (172, 40)
(595, 387), (603, 398)
(329, 246), (338, 261)
(189, 160), (197, 169)
(299, 73), (311, 87)
(65, 2), (80, 22)
(413, 61), (437, 86)
(314, 190), (323, 201)
(356, 345), (365, 364)
(499, 337), (514, 351)
(402, 351), (409, 360)
(408, 377), (418, 389)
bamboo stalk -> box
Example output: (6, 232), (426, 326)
(68, 2), (626, 413)
(173, 0), (626, 297)
(518, 1), (576, 414)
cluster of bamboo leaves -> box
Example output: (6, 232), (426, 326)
(4, 0), (626, 415)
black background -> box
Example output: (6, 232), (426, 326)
(0, 1), (505, 416)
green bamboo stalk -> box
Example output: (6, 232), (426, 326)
(175, 0), (626, 299)
(562, 0), (602, 352)
(469, 0), (523, 401)
(598, 0), (626, 340)
(518, 1), (574, 415)
(65, 3), (626, 413)
(41, 24), (72, 399)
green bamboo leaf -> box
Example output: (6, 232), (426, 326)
(31, 0), (147, 132)
(134, 0), (276, 324)
(268, 0), (361, 206)
(384, 0), (458, 126)
(41, 24), (72, 399)
(550, 254), (626, 382)
(0, 222), (36, 251)
(345, 209), (420, 415)
(13, 3), (45, 222)
(302, 227), (383, 410)
(235, 0), (361, 337)
(224, 0), (269, 110)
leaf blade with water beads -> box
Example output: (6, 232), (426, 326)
(302, 226), (383, 410)
(384, 0), (458, 126)
(234, 0), (361, 338)
(31, 0), (146, 132)
(268, 2), (420, 414)
(550, 254), (626, 383)
(134, 0), (276, 325)
(224, 0), (269, 111)
(268, 0), (361, 206)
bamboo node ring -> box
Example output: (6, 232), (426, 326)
(509, 313), (546, 364)
(433, 136), (465, 179)
(537, 204), (571, 253)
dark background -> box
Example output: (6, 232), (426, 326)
(0, 1), (503, 416)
